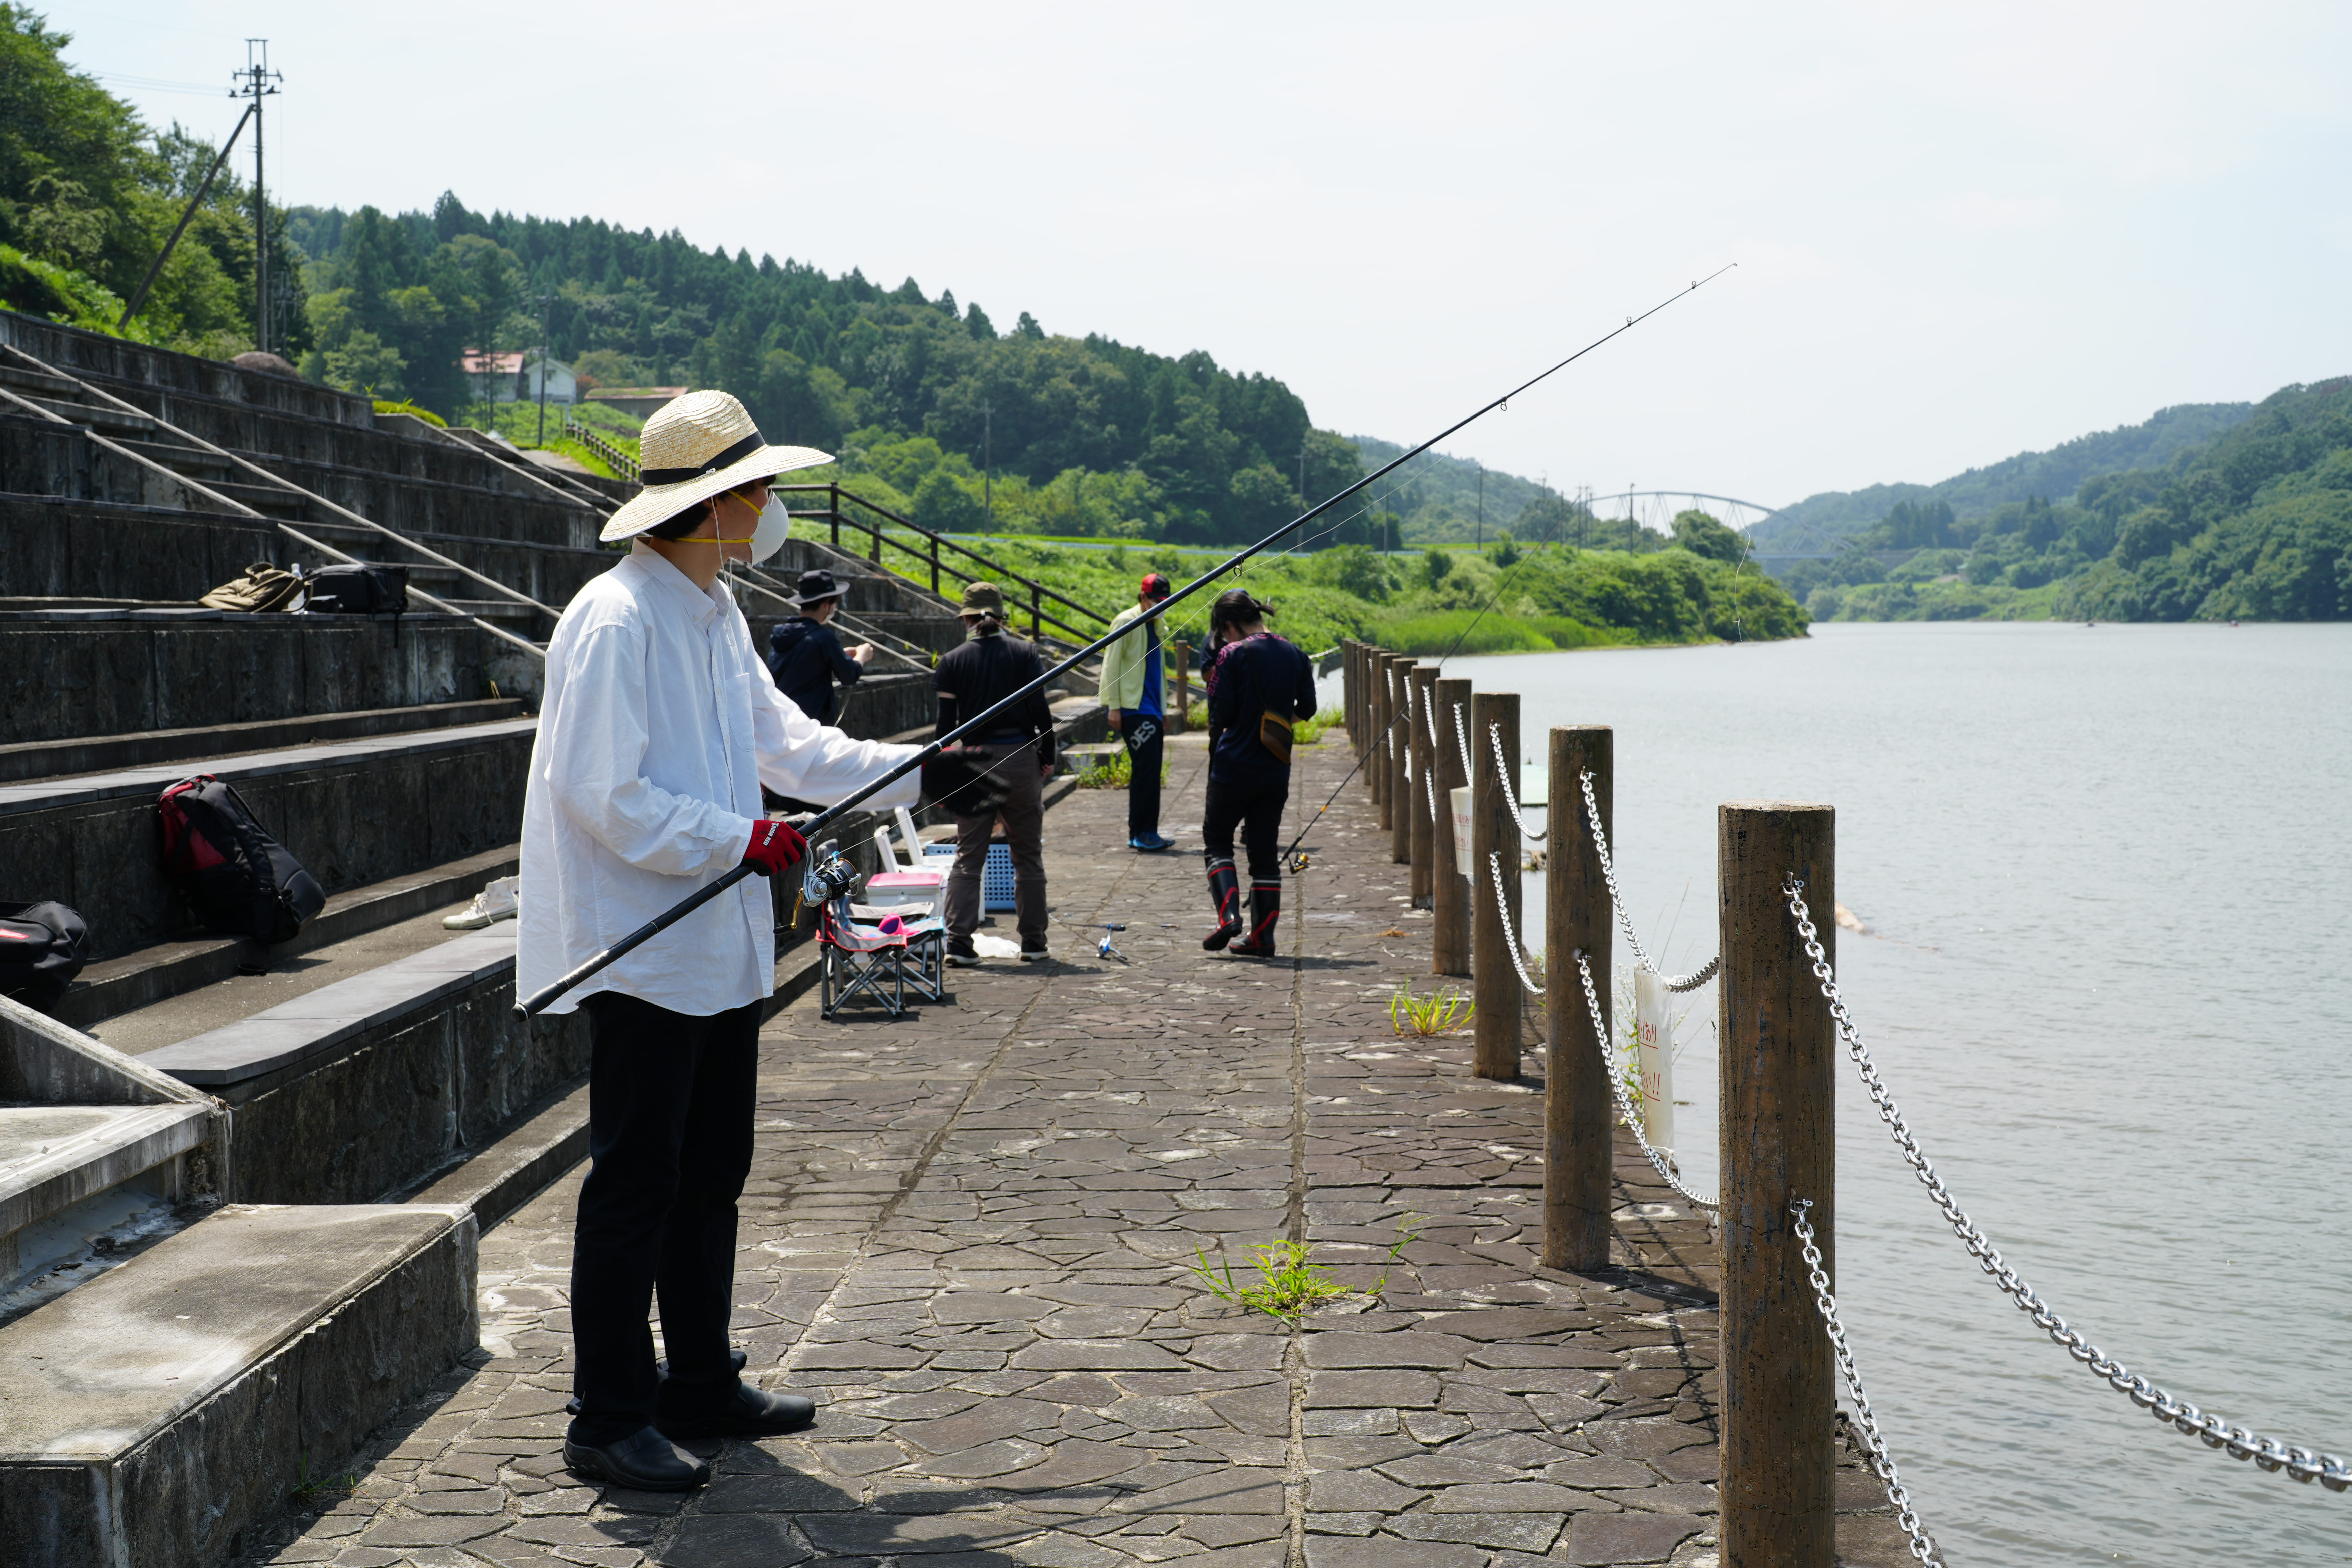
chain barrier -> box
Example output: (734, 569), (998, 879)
(1486, 852), (1544, 996)
(1452, 703), (1475, 801)
(1792, 1198), (1944, 1564)
(1783, 879), (2352, 1494)
(1571, 950), (1718, 1210)
(1487, 723), (1547, 841)
(1574, 768), (1717, 990)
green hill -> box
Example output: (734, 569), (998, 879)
(1755, 400), (2256, 548)
(1791, 378), (2352, 622)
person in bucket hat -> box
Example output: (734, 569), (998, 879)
(765, 566), (873, 726)
(930, 581), (1057, 963)
(1097, 572), (1177, 851)
(518, 391), (925, 1491)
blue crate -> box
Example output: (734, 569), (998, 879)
(924, 839), (1016, 911)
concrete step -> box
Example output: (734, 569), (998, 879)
(0, 1100), (214, 1303)
(0, 696), (525, 785)
(180, 475), (309, 516)
(133, 920), (588, 1205)
(0, 361), (79, 398)
(110, 434), (236, 481)
(57, 842), (519, 1029)
(18, 393), (153, 435)
(0, 1201), (477, 1568)
(0, 717), (536, 961)
(0, 610), (501, 747)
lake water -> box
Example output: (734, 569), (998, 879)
(1456, 622), (2352, 1567)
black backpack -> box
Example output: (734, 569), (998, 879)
(0, 900), (90, 1013)
(157, 775), (327, 944)
(305, 564), (408, 616)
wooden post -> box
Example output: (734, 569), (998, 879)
(829, 482), (841, 550)
(1544, 725), (1612, 1271)
(1371, 650), (1392, 822)
(1431, 676), (1472, 977)
(1470, 690), (1522, 1080)
(1718, 801), (1836, 1568)
(1343, 640), (1361, 753)
(1386, 655), (1412, 865)
(1174, 651), (1189, 734)
(1407, 664), (1438, 909)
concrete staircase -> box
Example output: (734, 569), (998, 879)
(0, 309), (1112, 1566)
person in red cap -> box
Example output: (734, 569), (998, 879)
(1097, 572), (1177, 851)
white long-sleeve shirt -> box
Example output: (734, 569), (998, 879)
(516, 544), (921, 1016)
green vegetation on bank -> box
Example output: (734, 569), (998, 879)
(1788, 378), (2352, 623)
(807, 524), (1806, 657)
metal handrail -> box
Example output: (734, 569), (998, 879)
(774, 482), (1114, 641)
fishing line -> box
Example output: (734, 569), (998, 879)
(516, 265), (1736, 1019)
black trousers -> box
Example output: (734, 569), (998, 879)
(567, 991), (759, 1443)
(1201, 774), (1287, 881)
(1120, 710), (1164, 840)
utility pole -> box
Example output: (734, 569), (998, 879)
(982, 400), (993, 527)
(1476, 461), (1484, 548)
(1297, 436), (1308, 509)
(233, 40), (282, 356)
(534, 289), (555, 447)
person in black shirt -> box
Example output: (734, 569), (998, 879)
(932, 581), (1057, 964)
(765, 568), (871, 724)
(1198, 590), (1318, 958)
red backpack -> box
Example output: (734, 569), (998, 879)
(157, 776), (326, 944)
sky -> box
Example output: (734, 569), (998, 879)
(49, 0), (2352, 510)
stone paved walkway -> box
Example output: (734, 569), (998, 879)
(242, 732), (1899, 1568)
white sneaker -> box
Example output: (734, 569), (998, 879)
(444, 875), (520, 930)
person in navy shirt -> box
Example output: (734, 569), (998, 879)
(765, 568), (871, 724)
(1197, 590), (1318, 957)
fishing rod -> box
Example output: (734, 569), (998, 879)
(514, 266), (1734, 1020)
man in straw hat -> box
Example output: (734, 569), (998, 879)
(519, 390), (926, 1491)
(931, 581), (1057, 964)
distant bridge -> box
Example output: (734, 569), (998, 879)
(1580, 490), (1848, 559)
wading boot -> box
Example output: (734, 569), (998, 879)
(1202, 858), (1243, 951)
(1229, 880), (1282, 958)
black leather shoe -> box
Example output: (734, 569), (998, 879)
(562, 1426), (711, 1491)
(655, 1382), (818, 1439)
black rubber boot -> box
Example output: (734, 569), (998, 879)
(1230, 880), (1282, 958)
(1202, 859), (1243, 951)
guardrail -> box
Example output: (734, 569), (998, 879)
(776, 482), (1112, 647)
(561, 418), (640, 481)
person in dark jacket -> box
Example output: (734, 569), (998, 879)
(933, 581), (1057, 964)
(765, 568), (871, 724)
(1198, 589), (1318, 958)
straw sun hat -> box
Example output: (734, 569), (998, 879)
(598, 391), (831, 543)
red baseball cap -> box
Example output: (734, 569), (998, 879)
(1139, 573), (1173, 599)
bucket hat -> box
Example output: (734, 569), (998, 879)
(790, 568), (849, 607)
(598, 391), (831, 543)
(959, 581), (1006, 616)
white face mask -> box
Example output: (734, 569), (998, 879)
(748, 489), (787, 565)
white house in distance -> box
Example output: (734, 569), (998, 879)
(456, 350), (578, 405)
